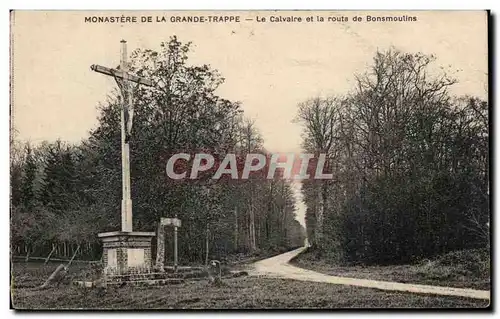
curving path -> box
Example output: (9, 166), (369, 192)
(247, 247), (490, 300)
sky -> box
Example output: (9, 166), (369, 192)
(11, 11), (488, 226)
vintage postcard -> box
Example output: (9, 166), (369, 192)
(10, 10), (490, 310)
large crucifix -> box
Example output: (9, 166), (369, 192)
(91, 40), (153, 232)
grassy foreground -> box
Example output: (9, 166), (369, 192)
(11, 257), (490, 309)
(291, 248), (491, 291)
(12, 276), (489, 309)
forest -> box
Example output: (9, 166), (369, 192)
(296, 49), (489, 265)
(10, 36), (306, 263)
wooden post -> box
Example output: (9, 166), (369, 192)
(66, 244), (81, 268)
(120, 40), (133, 232)
(91, 40), (153, 233)
(174, 225), (178, 272)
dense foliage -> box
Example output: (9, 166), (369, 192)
(11, 37), (305, 262)
(297, 49), (489, 264)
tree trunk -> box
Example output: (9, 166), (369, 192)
(315, 184), (324, 249)
(205, 225), (210, 266)
(249, 205), (256, 251)
(25, 248), (30, 263)
(67, 244), (81, 268)
(281, 181), (287, 241)
(234, 207), (239, 251)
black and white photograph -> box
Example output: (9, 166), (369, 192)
(9, 10), (490, 309)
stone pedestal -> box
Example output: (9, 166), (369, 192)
(98, 231), (156, 276)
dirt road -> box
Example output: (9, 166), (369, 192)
(247, 247), (490, 300)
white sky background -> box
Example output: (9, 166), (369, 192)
(11, 11), (488, 227)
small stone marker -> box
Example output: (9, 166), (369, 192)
(207, 260), (223, 286)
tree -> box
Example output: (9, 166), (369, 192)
(297, 48), (489, 264)
(10, 37), (305, 262)
(20, 144), (37, 208)
(295, 97), (343, 253)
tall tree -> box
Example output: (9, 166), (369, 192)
(297, 48), (489, 264)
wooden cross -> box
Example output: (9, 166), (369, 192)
(91, 40), (153, 232)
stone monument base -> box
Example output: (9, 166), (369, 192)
(98, 231), (156, 276)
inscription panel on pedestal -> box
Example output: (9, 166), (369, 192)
(127, 248), (145, 267)
(107, 248), (117, 268)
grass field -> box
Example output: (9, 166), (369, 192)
(290, 248), (491, 291)
(11, 262), (489, 309)
(12, 277), (490, 309)
(11, 261), (97, 289)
